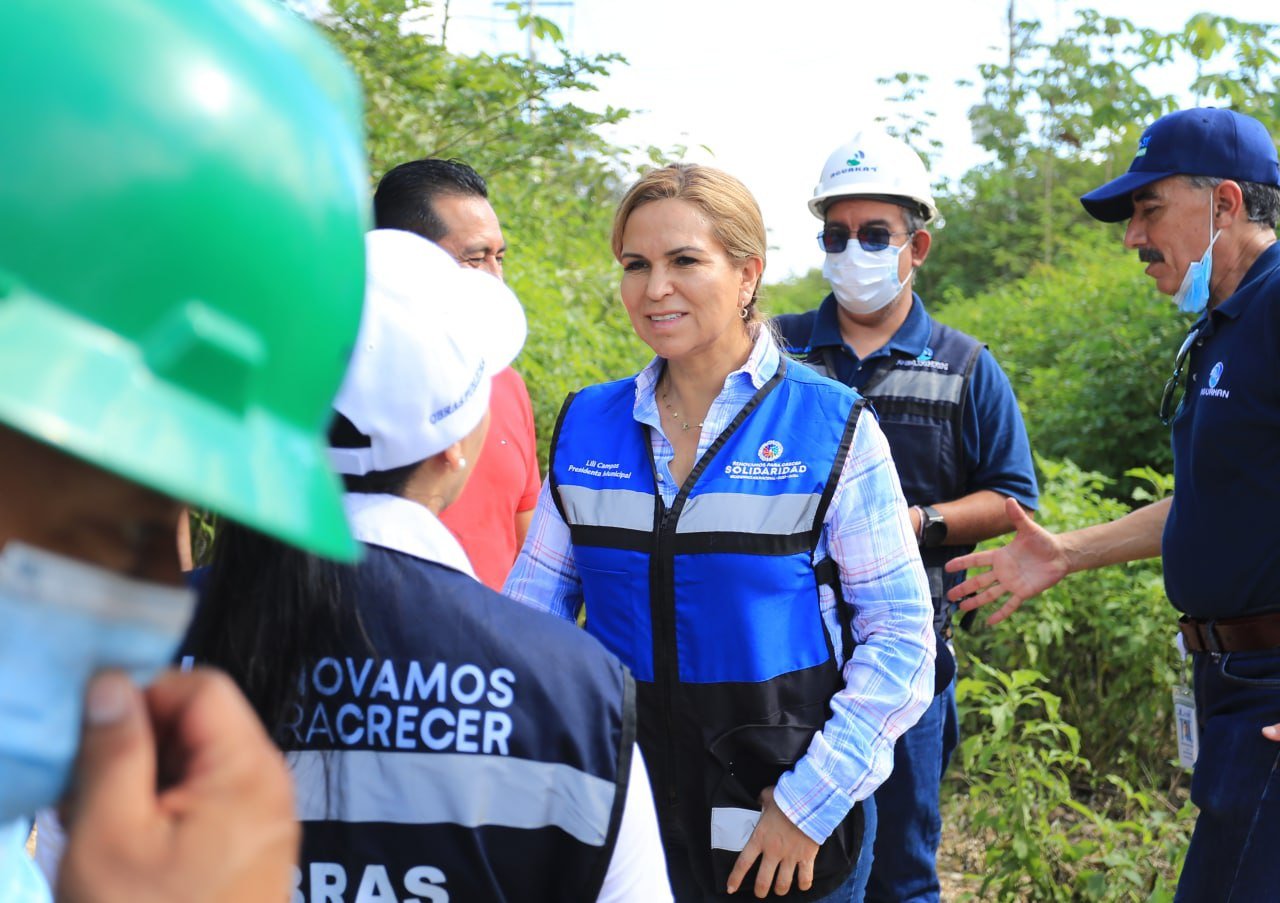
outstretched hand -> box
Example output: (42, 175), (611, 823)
(725, 786), (819, 898)
(945, 497), (1069, 625)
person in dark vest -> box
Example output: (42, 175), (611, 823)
(183, 229), (672, 902)
(772, 128), (1038, 903)
(505, 163), (936, 901)
(948, 107), (1280, 902)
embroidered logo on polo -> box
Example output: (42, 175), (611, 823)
(1201, 361), (1230, 399)
(758, 440), (783, 462)
(566, 458), (633, 480)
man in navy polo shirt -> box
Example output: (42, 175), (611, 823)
(774, 127), (1038, 903)
(948, 107), (1280, 899)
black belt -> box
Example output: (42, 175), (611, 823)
(1178, 611), (1280, 653)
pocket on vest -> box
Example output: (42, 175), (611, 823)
(878, 419), (945, 503)
(704, 721), (862, 894)
(576, 557), (653, 680)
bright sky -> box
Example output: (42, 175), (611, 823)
(438, 0), (1276, 282)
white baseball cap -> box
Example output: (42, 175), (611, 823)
(328, 228), (527, 476)
(808, 127), (938, 222)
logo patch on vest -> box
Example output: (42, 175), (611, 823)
(724, 457), (809, 481)
(567, 458), (633, 480)
(758, 440), (783, 462)
(896, 357), (951, 371)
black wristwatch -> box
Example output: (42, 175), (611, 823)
(919, 505), (947, 548)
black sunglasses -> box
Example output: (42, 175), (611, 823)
(817, 226), (914, 254)
(1159, 323), (1204, 426)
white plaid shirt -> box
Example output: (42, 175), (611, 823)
(504, 327), (934, 844)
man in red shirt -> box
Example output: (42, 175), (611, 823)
(374, 159), (541, 589)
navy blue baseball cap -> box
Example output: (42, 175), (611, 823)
(1080, 108), (1280, 222)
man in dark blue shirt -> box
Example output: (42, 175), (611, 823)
(948, 107), (1280, 900)
(774, 127), (1038, 903)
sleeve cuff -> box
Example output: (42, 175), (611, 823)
(773, 760), (854, 846)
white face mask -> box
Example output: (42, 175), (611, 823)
(822, 240), (911, 316)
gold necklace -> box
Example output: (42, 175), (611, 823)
(661, 376), (702, 432)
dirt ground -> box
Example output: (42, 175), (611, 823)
(937, 817), (988, 899)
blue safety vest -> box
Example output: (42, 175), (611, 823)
(196, 548), (634, 903)
(550, 358), (864, 900)
(780, 319), (983, 631)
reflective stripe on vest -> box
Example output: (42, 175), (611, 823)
(558, 485), (653, 531)
(294, 749), (618, 845)
(676, 490), (822, 535)
(868, 363), (967, 406)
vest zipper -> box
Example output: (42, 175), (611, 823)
(653, 503), (679, 806)
(644, 364), (786, 811)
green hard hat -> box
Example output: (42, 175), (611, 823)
(0, 0), (369, 560)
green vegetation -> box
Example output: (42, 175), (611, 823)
(942, 240), (1186, 488)
(921, 10), (1280, 303)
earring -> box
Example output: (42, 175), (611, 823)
(739, 305), (749, 320)
(457, 457), (467, 471)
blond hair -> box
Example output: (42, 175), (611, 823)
(611, 163), (767, 319)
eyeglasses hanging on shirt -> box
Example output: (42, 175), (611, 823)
(1159, 322), (1207, 426)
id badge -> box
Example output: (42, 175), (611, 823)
(1172, 685), (1199, 770)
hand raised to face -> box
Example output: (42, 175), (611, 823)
(56, 668), (299, 903)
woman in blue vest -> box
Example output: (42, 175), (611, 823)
(505, 165), (936, 901)
(184, 230), (672, 902)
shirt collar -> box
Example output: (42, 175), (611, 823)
(342, 493), (476, 578)
(632, 324), (779, 421)
(809, 292), (932, 359)
(1213, 240), (1280, 322)
(887, 294), (932, 356)
(809, 294), (846, 349)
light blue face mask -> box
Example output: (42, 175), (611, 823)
(822, 241), (911, 316)
(1171, 195), (1220, 315)
(0, 542), (194, 823)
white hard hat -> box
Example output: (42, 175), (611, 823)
(329, 229), (527, 476)
(808, 128), (938, 222)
